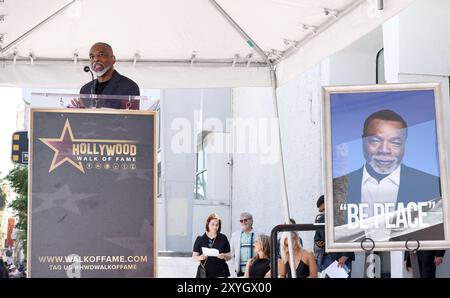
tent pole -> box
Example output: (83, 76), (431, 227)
(0, 0), (77, 54)
(0, 56), (269, 67)
(209, 0), (268, 63)
(209, 0), (295, 277)
(270, 64), (296, 278)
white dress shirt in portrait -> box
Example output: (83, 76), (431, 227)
(361, 164), (401, 241)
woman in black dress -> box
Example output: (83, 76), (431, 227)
(192, 213), (231, 278)
(278, 232), (318, 278)
(244, 234), (271, 278)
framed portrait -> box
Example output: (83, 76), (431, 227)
(323, 82), (450, 252)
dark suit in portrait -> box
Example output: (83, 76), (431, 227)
(333, 164), (443, 241)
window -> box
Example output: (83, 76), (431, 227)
(157, 159), (162, 197)
(194, 139), (207, 200)
(376, 48), (385, 84)
(156, 106), (162, 197)
(157, 107), (161, 150)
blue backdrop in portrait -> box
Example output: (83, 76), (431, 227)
(331, 90), (440, 178)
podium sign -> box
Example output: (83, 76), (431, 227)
(28, 108), (156, 277)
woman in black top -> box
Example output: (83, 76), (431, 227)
(192, 213), (231, 278)
(278, 232), (318, 278)
(244, 234), (271, 278)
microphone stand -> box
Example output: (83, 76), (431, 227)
(83, 66), (98, 108)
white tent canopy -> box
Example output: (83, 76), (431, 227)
(0, 0), (414, 88)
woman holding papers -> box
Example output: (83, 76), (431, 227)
(278, 232), (318, 278)
(192, 213), (231, 278)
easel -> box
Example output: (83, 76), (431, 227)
(406, 239), (421, 278)
(361, 237), (421, 278)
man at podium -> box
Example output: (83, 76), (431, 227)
(72, 42), (140, 109)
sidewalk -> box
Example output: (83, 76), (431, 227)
(157, 256), (197, 278)
(157, 255), (236, 278)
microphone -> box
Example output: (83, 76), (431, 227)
(83, 66), (97, 102)
(83, 65), (94, 81)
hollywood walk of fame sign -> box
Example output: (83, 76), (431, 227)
(28, 108), (157, 278)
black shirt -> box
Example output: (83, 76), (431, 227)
(248, 258), (270, 278)
(80, 70), (140, 109)
(193, 233), (231, 278)
(286, 260), (310, 278)
(95, 80), (110, 94)
(313, 213), (355, 262)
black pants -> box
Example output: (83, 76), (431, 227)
(405, 250), (443, 278)
(418, 256), (437, 278)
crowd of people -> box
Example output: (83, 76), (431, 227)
(192, 204), (341, 279)
(0, 258), (26, 278)
(193, 194), (447, 278)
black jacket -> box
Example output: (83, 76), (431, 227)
(333, 164), (443, 241)
(404, 250), (446, 268)
(314, 213), (355, 261)
(80, 70), (140, 109)
(0, 263), (8, 278)
(334, 164), (440, 207)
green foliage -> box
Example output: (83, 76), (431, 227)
(6, 165), (28, 196)
(4, 165), (28, 254)
(0, 185), (6, 210)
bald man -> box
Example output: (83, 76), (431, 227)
(76, 42), (140, 108)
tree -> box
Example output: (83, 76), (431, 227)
(0, 185), (6, 210)
(5, 165), (28, 254)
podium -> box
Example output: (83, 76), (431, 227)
(28, 93), (158, 278)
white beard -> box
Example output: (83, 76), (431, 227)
(367, 156), (401, 175)
(94, 64), (112, 77)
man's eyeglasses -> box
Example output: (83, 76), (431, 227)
(240, 218), (250, 223)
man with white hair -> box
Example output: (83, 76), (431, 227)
(229, 212), (260, 277)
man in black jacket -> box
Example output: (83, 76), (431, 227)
(314, 195), (355, 276)
(404, 250), (445, 278)
(72, 42), (140, 109)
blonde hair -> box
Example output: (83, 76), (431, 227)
(249, 234), (271, 267)
(280, 232), (301, 261)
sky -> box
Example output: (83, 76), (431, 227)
(0, 87), (23, 180)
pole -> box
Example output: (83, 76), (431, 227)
(270, 65), (296, 277)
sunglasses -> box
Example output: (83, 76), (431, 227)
(239, 218), (251, 223)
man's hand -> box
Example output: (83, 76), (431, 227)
(434, 257), (443, 267)
(337, 256), (348, 267)
(69, 98), (86, 108)
(315, 240), (325, 248)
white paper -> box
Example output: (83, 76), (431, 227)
(201, 247), (220, 257)
(322, 261), (349, 278)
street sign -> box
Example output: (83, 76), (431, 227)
(12, 131), (28, 164)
